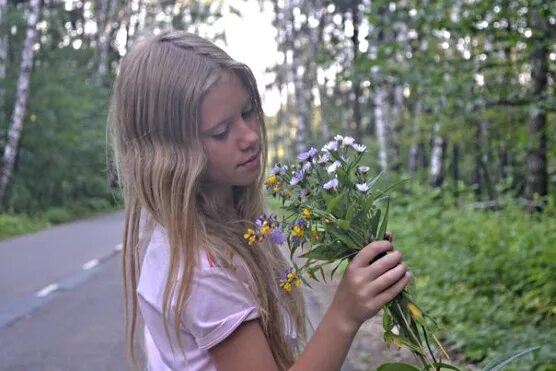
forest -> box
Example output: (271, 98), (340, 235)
(0, 0), (554, 369)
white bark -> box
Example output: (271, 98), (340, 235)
(286, 0), (308, 153)
(408, 101), (422, 175)
(0, 0), (7, 120)
(97, 0), (117, 84)
(0, 0), (41, 207)
(430, 121), (445, 187)
(373, 87), (388, 171)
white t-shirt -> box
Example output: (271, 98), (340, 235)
(136, 227), (297, 370)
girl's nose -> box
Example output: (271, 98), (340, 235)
(238, 118), (259, 149)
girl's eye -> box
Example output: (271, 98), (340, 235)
(212, 128), (229, 140)
(242, 107), (255, 120)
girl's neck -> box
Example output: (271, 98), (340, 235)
(204, 182), (236, 214)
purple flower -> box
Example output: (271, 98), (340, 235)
(302, 162), (312, 173)
(295, 218), (308, 228)
(272, 163), (288, 176)
(323, 178), (339, 190)
(290, 170), (305, 186)
(297, 147), (318, 161)
(299, 188), (309, 200)
(269, 229), (287, 245)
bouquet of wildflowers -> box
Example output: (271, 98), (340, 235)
(245, 135), (538, 371)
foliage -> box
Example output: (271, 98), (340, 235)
(389, 183), (555, 370)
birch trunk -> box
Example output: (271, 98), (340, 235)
(430, 121), (445, 187)
(0, 0), (7, 128)
(351, 7), (362, 139)
(0, 0), (41, 208)
(386, 85), (403, 170)
(373, 87), (388, 171)
(525, 9), (548, 206)
(97, 0), (117, 85)
(408, 101), (422, 175)
(286, 0), (308, 154)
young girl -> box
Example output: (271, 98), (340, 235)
(107, 30), (410, 371)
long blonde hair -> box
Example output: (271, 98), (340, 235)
(107, 31), (306, 370)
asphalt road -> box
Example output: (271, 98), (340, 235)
(0, 211), (132, 371)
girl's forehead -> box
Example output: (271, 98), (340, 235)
(200, 73), (251, 129)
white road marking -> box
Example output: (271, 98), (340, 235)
(36, 283), (59, 297)
(82, 259), (99, 270)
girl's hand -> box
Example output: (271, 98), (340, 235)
(330, 240), (410, 332)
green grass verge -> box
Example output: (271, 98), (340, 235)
(0, 198), (123, 241)
(267, 187), (555, 370)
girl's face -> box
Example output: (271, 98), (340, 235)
(200, 72), (261, 192)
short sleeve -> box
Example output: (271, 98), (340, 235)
(182, 267), (260, 350)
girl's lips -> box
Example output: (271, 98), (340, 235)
(238, 151), (260, 167)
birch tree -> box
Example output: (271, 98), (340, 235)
(0, 0), (41, 208)
(0, 0), (7, 130)
(97, 0), (118, 85)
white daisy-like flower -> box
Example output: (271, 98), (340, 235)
(357, 166), (370, 174)
(342, 136), (355, 146)
(323, 178), (339, 190)
(317, 152), (331, 164)
(333, 134), (344, 142)
(327, 161), (341, 174)
(323, 140), (338, 152)
(356, 183), (369, 192)
(351, 143), (367, 152)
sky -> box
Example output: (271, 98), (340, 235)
(210, 0), (282, 115)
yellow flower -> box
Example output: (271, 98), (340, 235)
(265, 175), (277, 186)
(292, 225), (305, 238)
(260, 221), (272, 236)
(295, 278), (302, 287)
(243, 228), (258, 246)
(311, 230), (321, 240)
(282, 189), (292, 198)
(302, 208), (312, 220)
(407, 303), (424, 321)
(282, 282), (292, 293)
(272, 183), (282, 193)
(287, 272), (295, 280)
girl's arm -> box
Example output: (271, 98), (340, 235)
(209, 240), (410, 371)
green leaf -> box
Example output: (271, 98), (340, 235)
(432, 363), (463, 371)
(336, 219), (351, 229)
(377, 362), (421, 371)
(383, 332), (424, 354)
(482, 346), (540, 371)
(383, 309), (394, 332)
(377, 197), (390, 240)
(369, 209), (381, 238)
(325, 193), (343, 213)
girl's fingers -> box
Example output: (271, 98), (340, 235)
(366, 250), (402, 281)
(369, 262), (407, 294)
(351, 241), (393, 268)
(385, 231), (393, 242)
(373, 271), (411, 308)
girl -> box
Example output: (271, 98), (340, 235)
(107, 30), (410, 371)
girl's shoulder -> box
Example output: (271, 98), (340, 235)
(144, 225), (221, 271)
